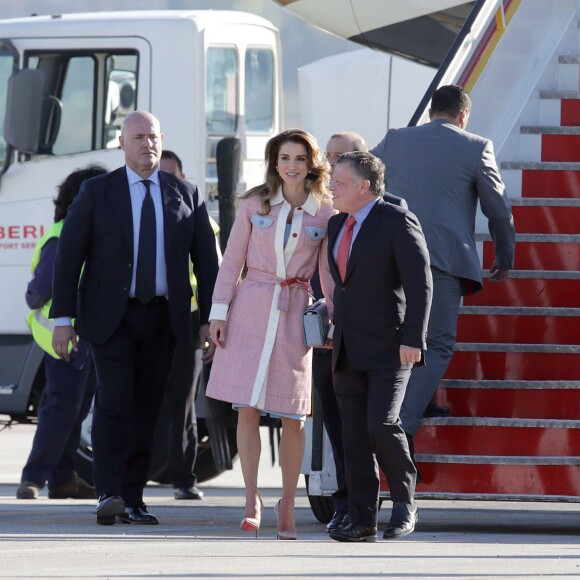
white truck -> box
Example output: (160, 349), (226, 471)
(0, 10), (281, 482)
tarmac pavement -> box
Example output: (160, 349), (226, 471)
(1, 423), (579, 579)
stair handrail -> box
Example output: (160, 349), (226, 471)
(408, 0), (506, 127)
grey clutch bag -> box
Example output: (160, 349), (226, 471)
(303, 298), (329, 347)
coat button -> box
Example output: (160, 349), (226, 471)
(292, 233), (297, 238)
(341, 287), (346, 292)
(128, 263), (132, 268)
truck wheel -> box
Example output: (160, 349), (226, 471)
(304, 475), (334, 523)
(74, 400), (239, 485)
(193, 423), (238, 483)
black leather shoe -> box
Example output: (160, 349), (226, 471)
(326, 511), (348, 533)
(96, 495), (125, 525)
(424, 400), (450, 418)
(117, 504), (159, 525)
(383, 503), (419, 539)
(174, 486), (204, 500)
(329, 523), (378, 542)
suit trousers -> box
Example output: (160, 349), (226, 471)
(333, 351), (416, 528)
(21, 353), (94, 488)
(312, 349), (348, 513)
(90, 299), (176, 506)
(400, 267), (462, 436)
(163, 310), (202, 489)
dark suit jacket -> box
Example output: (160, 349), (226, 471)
(383, 191), (407, 209)
(50, 167), (219, 345)
(328, 198), (432, 371)
(311, 191), (406, 302)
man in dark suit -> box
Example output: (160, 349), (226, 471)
(318, 132), (408, 534)
(50, 111), (219, 525)
(371, 85), (515, 452)
(327, 151), (432, 542)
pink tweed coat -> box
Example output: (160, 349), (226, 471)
(206, 189), (336, 416)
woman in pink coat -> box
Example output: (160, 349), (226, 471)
(208, 129), (335, 539)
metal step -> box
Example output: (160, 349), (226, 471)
(476, 232), (580, 242)
(559, 55), (580, 64)
(501, 161), (580, 170)
(441, 379), (580, 389)
(481, 270), (580, 280)
(453, 342), (580, 354)
(540, 89), (580, 99)
(509, 197), (580, 206)
(416, 454), (580, 465)
(423, 417), (580, 428)
(521, 125), (580, 134)
(459, 306), (580, 316)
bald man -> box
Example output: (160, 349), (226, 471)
(51, 111), (219, 525)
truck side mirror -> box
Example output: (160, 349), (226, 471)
(4, 69), (44, 154)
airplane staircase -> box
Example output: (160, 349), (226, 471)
(414, 47), (580, 500)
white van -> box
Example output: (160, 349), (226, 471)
(0, 10), (282, 481)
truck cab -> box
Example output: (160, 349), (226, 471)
(0, 10), (281, 481)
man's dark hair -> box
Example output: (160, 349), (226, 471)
(54, 165), (107, 222)
(430, 84), (472, 118)
(336, 151), (385, 197)
(161, 149), (184, 175)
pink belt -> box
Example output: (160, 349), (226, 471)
(245, 269), (310, 311)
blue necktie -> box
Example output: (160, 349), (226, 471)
(135, 180), (156, 305)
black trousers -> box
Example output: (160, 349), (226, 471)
(163, 310), (202, 489)
(333, 351), (416, 528)
(312, 349), (348, 513)
(90, 299), (176, 506)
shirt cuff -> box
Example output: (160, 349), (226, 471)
(54, 317), (73, 326)
(209, 303), (228, 321)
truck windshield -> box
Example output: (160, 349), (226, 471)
(0, 49), (13, 170)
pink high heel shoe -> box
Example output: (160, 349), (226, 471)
(240, 494), (263, 538)
(274, 499), (297, 540)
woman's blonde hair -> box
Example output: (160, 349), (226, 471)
(244, 128), (331, 214)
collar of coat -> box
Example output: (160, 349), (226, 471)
(271, 187), (321, 216)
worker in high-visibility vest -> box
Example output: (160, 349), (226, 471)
(160, 150), (221, 500)
(16, 165), (107, 500)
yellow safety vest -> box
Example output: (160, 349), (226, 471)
(25, 221), (70, 358)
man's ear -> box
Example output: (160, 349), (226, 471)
(360, 179), (371, 195)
